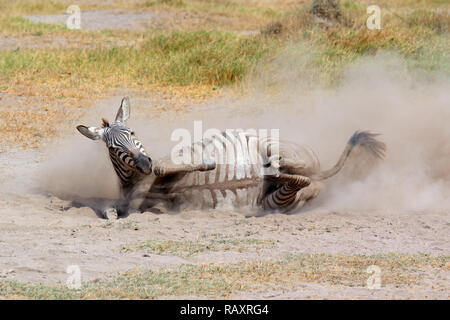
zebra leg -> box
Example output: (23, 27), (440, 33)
(136, 192), (178, 213)
(121, 201), (135, 217)
(103, 207), (118, 220)
(104, 187), (134, 219)
(153, 158), (216, 177)
(288, 181), (321, 212)
(261, 173), (312, 212)
(102, 201), (128, 219)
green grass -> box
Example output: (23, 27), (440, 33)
(1, 7), (447, 93)
(1, 253), (447, 299)
(0, 0), (70, 16)
(0, 1), (448, 91)
(2, 16), (68, 33)
(0, 30), (276, 88)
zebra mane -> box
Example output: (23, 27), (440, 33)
(101, 118), (110, 128)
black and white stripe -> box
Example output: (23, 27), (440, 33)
(169, 131), (308, 211)
(103, 125), (147, 186)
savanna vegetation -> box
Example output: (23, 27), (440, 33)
(0, 0), (448, 148)
(1, 253), (448, 299)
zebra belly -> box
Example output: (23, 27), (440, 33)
(171, 168), (264, 210)
(167, 132), (269, 210)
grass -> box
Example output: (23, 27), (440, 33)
(406, 9), (449, 34)
(0, 107), (71, 148)
(0, 0), (281, 36)
(1, 16), (68, 34)
(0, 0), (448, 149)
(0, 29), (275, 149)
(0, 0), (70, 16)
(1, 3), (447, 92)
(0, 30), (275, 87)
(129, 240), (208, 256)
(1, 253), (448, 299)
(122, 238), (275, 257)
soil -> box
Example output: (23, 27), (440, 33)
(0, 98), (448, 299)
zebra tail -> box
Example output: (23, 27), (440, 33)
(312, 130), (386, 181)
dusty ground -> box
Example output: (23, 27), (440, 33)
(0, 168), (448, 299)
(0, 96), (448, 299)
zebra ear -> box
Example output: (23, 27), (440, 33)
(77, 125), (103, 141)
(115, 96), (130, 123)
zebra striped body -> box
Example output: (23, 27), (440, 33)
(145, 131), (321, 212)
(77, 97), (386, 218)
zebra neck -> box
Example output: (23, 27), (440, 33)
(108, 151), (139, 187)
(114, 166), (139, 187)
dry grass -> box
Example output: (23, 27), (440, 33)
(121, 238), (275, 257)
(0, 253), (448, 299)
(0, 29), (274, 148)
(0, 0), (448, 149)
(0, 108), (71, 149)
(0, 31), (274, 87)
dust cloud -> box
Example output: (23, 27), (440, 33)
(37, 50), (450, 213)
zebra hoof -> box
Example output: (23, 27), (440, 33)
(104, 208), (118, 220)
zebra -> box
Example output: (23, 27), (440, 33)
(77, 97), (386, 218)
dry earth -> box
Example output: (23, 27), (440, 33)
(0, 95), (448, 299)
(25, 9), (252, 32)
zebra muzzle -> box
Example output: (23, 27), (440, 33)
(134, 153), (152, 175)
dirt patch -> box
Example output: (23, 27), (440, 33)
(25, 10), (170, 31)
(24, 9), (261, 33)
(0, 141), (448, 298)
(1, 138), (449, 297)
(233, 280), (450, 299)
(0, 36), (70, 50)
(0, 185), (448, 294)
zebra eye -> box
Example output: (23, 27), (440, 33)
(130, 131), (135, 135)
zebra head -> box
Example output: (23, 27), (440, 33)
(77, 97), (152, 185)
